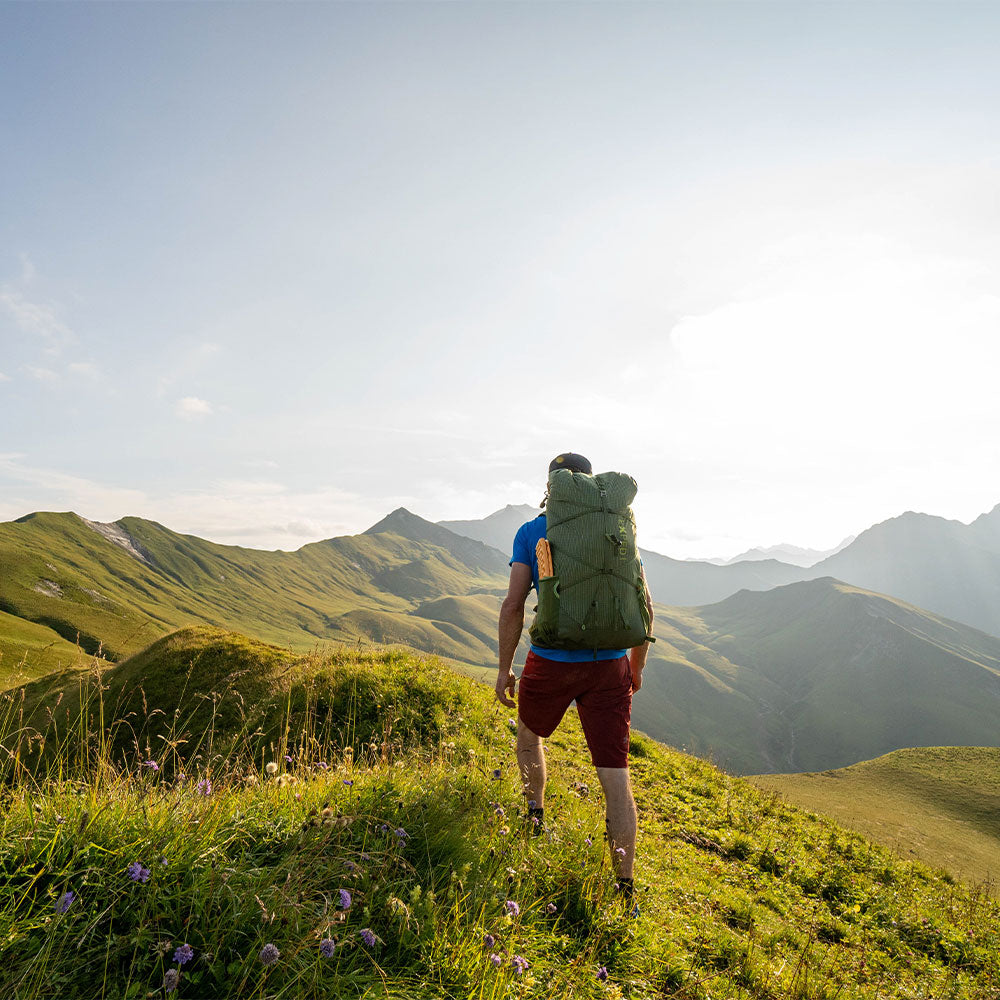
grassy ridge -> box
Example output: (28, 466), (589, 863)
(751, 748), (1000, 893)
(0, 511), (507, 675)
(0, 610), (93, 684)
(2, 631), (1000, 998)
(636, 579), (1000, 774)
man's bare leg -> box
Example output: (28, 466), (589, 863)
(596, 766), (637, 879)
(516, 719), (546, 808)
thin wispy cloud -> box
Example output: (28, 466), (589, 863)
(24, 365), (59, 383)
(0, 285), (74, 355)
(0, 372), (10, 383)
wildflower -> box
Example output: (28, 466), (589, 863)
(615, 847), (626, 858)
(316, 761), (329, 770)
(504, 900), (519, 917)
(163, 969), (179, 994)
(483, 933), (496, 949)
(344, 861), (356, 872)
(508, 718), (516, 731)
(55, 890), (75, 914)
(259, 943), (280, 966)
(492, 769), (502, 779)
(494, 805), (505, 818)
(265, 762), (279, 776)
(159, 856), (168, 866)
(499, 827), (509, 835)
(528, 799), (536, 808)
(244, 774), (258, 786)
(127, 861), (151, 883)
(585, 837), (593, 846)
(319, 938), (336, 958)
(489, 953), (502, 967)
(546, 902), (557, 915)
(197, 778), (212, 796)
(284, 754), (293, 764)
(395, 827), (408, 840)
(511, 954), (530, 976)
(360, 852), (371, 862)
(143, 760), (159, 771)
(343, 779), (353, 786)
(360, 928), (376, 948)
(379, 824), (389, 833)
(339, 888), (352, 910)
(173, 943), (194, 965)
(596, 965), (609, 981)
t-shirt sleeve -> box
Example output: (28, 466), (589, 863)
(510, 522), (532, 567)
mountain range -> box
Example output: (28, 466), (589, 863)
(3, 500), (1000, 774)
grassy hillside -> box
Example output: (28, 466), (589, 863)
(0, 510), (508, 668)
(751, 747), (1000, 892)
(3, 630), (1000, 998)
(635, 578), (1000, 774)
(805, 510), (1000, 637)
(0, 609), (94, 683)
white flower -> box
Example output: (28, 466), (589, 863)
(265, 762), (278, 775)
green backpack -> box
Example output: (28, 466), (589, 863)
(529, 469), (653, 653)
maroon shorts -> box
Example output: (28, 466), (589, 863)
(517, 651), (632, 768)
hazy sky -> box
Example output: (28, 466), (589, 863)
(3, 2), (1000, 559)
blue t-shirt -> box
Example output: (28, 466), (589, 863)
(510, 514), (627, 662)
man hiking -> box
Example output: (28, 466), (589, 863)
(495, 452), (654, 900)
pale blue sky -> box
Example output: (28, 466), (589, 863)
(3, 2), (1000, 558)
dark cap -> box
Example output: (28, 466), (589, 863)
(548, 453), (592, 475)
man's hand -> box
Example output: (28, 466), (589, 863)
(629, 658), (643, 692)
(495, 668), (517, 708)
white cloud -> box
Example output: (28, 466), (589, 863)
(68, 361), (101, 380)
(24, 365), (59, 383)
(0, 372), (10, 383)
(0, 287), (74, 354)
(176, 396), (214, 420)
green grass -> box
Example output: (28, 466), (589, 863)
(2, 630), (1000, 998)
(750, 747), (1000, 894)
(0, 511), (507, 671)
(0, 610), (94, 685)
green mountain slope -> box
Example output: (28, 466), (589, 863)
(751, 747), (1000, 891)
(804, 510), (1000, 636)
(3, 629), (1000, 998)
(0, 510), (508, 670)
(635, 578), (1000, 774)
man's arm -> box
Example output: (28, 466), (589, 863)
(629, 567), (654, 692)
(496, 562), (533, 708)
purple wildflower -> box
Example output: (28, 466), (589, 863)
(259, 942), (280, 966)
(596, 965), (609, 981)
(546, 902), (557, 915)
(511, 954), (530, 976)
(494, 805), (505, 818)
(197, 778), (212, 796)
(55, 890), (75, 914)
(492, 769), (502, 779)
(143, 760), (159, 771)
(504, 900), (519, 917)
(585, 837), (593, 846)
(527, 800), (537, 809)
(360, 852), (370, 862)
(338, 888), (352, 910)
(319, 938), (336, 958)
(284, 754), (293, 764)
(163, 968), (179, 994)
(343, 779), (353, 786)
(360, 928), (376, 948)
(379, 823), (389, 833)
(615, 847), (626, 859)
(127, 861), (151, 883)
(489, 953), (502, 967)
(344, 861), (356, 872)
(317, 761), (329, 770)
(483, 933), (496, 948)
(395, 827), (408, 840)
(173, 943), (194, 965)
